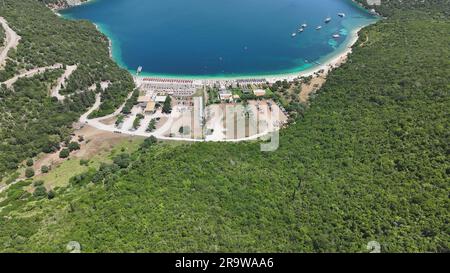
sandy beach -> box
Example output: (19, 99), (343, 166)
(264, 25), (365, 83)
(133, 24), (370, 84)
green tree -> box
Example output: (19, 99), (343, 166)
(26, 158), (34, 167)
(132, 114), (144, 130)
(140, 136), (157, 150)
(68, 141), (80, 152)
(113, 153), (131, 169)
(41, 165), (49, 173)
(162, 96), (172, 114)
(146, 119), (156, 132)
(115, 115), (124, 127)
(80, 159), (89, 166)
(25, 167), (35, 178)
(47, 190), (56, 200)
(33, 180), (44, 187)
(33, 185), (47, 198)
(59, 149), (70, 159)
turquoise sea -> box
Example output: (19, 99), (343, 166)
(61, 0), (378, 78)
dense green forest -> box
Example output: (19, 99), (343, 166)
(0, 0), (449, 252)
(356, 0), (450, 17)
(0, 0), (134, 178)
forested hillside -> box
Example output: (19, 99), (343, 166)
(0, 0), (134, 178)
(356, 0), (450, 17)
(0, 1), (448, 252)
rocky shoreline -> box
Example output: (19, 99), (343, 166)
(47, 0), (90, 11)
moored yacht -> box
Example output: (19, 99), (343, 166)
(338, 13), (346, 18)
(325, 17), (332, 23)
(316, 26), (322, 30)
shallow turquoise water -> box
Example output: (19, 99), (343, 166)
(61, 0), (377, 78)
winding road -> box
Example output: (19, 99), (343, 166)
(0, 17), (21, 68)
(51, 64), (78, 101)
(2, 64), (63, 88)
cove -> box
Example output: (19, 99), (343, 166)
(60, 0), (378, 78)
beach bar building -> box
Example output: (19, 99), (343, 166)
(145, 101), (156, 114)
(253, 89), (266, 97)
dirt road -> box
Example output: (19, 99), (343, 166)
(0, 17), (21, 68)
(51, 64), (78, 101)
(2, 64), (63, 88)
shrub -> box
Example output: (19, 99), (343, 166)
(41, 165), (49, 173)
(33, 186), (47, 198)
(140, 136), (157, 150)
(132, 114), (144, 129)
(47, 190), (56, 200)
(162, 96), (172, 113)
(26, 158), (34, 167)
(25, 168), (35, 178)
(146, 119), (156, 132)
(68, 141), (80, 152)
(33, 180), (44, 187)
(59, 148), (70, 159)
(113, 153), (131, 169)
(80, 159), (89, 166)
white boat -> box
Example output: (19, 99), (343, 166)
(298, 28), (304, 33)
(338, 13), (346, 18)
(301, 23), (308, 28)
(316, 26), (322, 30)
(332, 34), (340, 38)
(325, 17), (332, 23)
(291, 33), (297, 37)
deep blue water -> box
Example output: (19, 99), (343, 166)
(61, 0), (377, 78)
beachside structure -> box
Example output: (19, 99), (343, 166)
(138, 95), (152, 103)
(155, 95), (168, 103)
(144, 101), (156, 114)
(218, 84), (233, 101)
(219, 90), (233, 101)
(253, 89), (266, 97)
(140, 78), (200, 98)
(236, 79), (267, 85)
